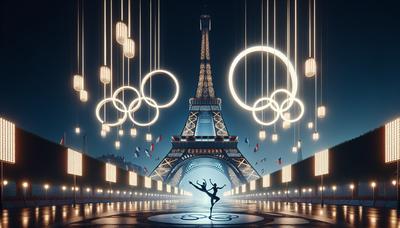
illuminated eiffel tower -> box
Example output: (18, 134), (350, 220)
(150, 15), (259, 186)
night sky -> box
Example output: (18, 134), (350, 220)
(1, 0), (399, 190)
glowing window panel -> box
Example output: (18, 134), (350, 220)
(157, 181), (163, 191)
(180, 189), (184, 195)
(282, 164), (292, 183)
(166, 184), (171, 193)
(385, 118), (400, 163)
(144, 176), (152, 189)
(0, 118), (15, 164)
(105, 163), (116, 183)
(67, 148), (82, 176)
(241, 184), (246, 193)
(262, 174), (270, 188)
(129, 171), (137, 186)
(250, 180), (256, 191)
(315, 149), (329, 176)
(235, 187), (239, 194)
(174, 187), (178, 194)
(231, 189), (234, 195)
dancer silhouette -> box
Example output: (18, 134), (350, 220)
(189, 179), (226, 218)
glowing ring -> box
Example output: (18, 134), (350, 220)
(270, 88), (296, 112)
(127, 97), (160, 127)
(95, 98), (128, 127)
(280, 98), (305, 123)
(112, 86), (142, 112)
(140, 69), (180, 109)
(228, 46), (298, 112)
(252, 97), (280, 126)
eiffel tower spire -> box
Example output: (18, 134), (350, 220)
(195, 15), (215, 98)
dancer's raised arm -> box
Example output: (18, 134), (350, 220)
(217, 184), (226, 190)
(209, 179), (215, 185)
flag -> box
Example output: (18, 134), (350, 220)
(156, 135), (162, 143)
(144, 149), (151, 158)
(277, 157), (282, 165)
(150, 143), (155, 152)
(143, 166), (148, 174)
(134, 151), (139, 158)
(253, 143), (259, 152)
(59, 136), (64, 145)
(135, 146), (141, 153)
(244, 137), (249, 146)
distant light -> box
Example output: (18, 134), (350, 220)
(118, 129), (124, 136)
(105, 163), (117, 183)
(129, 171), (138, 186)
(2, 180), (8, 186)
(100, 130), (106, 137)
(86, 188), (91, 192)
(312, 131), (320, 141)
(259, 130), (266, 140)
(292, 146), (298, 153)
(241, 184), (246, 193)
(144, 176), (152, 189)
(44, 184), (50, 190)
(75, 127), (81, 134)
(116, 22), (128, 45)
(305, 57), (317, 77)
(123, 38), (135, 59)
(250, 180), (256, 191)
(294, 189), (298, 193)
(22, 182), (29, 188)
(102, 124), (111, 132)
(297, 140), (302, 148)
(307, 122), (314, 129)
(262, 174), (270, 188)
(308, 188), (312, 192)
(80, 90), (88, 102)
(332, 185), (337, 191)
(146, 133), (152, 142)
(317, 106), (326, 118)
(266, 134), (276, 144)
(115, 140), (121, 150)
(166, 184), (171, 193)
(130, 128), (137, 137)
(282, 113), (291, 129)
(392, 180), (397, 186)
(73, 75), (83, 91)
(157, 181), (163, 191)
(100, 66), (111, 84)
(62, 186), (67, 191)
(370, 182), (376, 188)
(302, 188), (306, 193)
(349, 184), (355, 190)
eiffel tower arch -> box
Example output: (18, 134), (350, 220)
(150, 15), (259, 186)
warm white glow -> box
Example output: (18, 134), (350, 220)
(235, 187), (239, 194)
(129, 171), (138, 186)
(292, 146), (298, 153)
(75, 127), (80, 134)
(317, 106), (326, 118)
(105, 163), (117, 183)
(80, 90), (88, 102)
(315, 149), (329, 176)
(102, 124), (111, 132)
(350, 184), (355, 190)
(241, 184), (246, 193)
(144, 176), (152, 189)
(86, 187), (91, 192)
(146, 133), (152, 142)
(174, 187), (178, 194)
(100, 130), (106, 137)
(157, 181), (163, 191)
(130, 128), (137, 137)
(332, 185), (337, 191)
(116, 22), (128, 45)
(73, 75), (83, 91)
(3, 180), (8, 186)
(259, 129), (266, 140)
(100, 66), (111, 84)
(282, 164), (292, 183)
(118, 129), (124, 136)
(305, 57), (317, 77)
(370, 182), (376, 188)
(0, 118), (15, 163)
(22, 182), (29, 188)
(250, 180), (256, 191)
(62, 186), (67, 191)
(272, 133), (278, 142)
(67, 148), (83, 176)
(166, 184), (171, 193)
(262, 174), (270, 188)
(282, 113), (291, 129)
(385, 118), (400, 163)
(43, 184), (49, 190)
(392, 180), (397, 186)
(123, 38), (135, 58)
(115, 140), (120, 150)
(312, 131), (320, 141)
(307, 122), (314, 129)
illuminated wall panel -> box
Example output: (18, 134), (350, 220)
(385, 118), (400, 163)
(250, 180), (256, 191)
(0, 118), (15, 163)
(262, 174), (270, 188)
(157, 181), (163, 191)
(166, 184), (171, 193)
(235, 187), (239, 194)
(129, 171), (137, 186)
(105, 163), (116, 183)
(67, 148), (82, 176)
(282, 164), (292, 183)
(144, 176), (152, 189)
(241, 184), (246, 193)
(174, 187), (178, 194)
(314, 149), (329, 176)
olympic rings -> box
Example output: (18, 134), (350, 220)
(95, 69), (179, 128)
(228, 46), (304, 126)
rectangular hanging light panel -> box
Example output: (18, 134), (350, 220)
(282, 164), (292, 183)
(129, 171), (137, 186)
(157, 181), (163, 191)
(262, 174), (270, 188)
(250, 180), (256, 191)
(0, 118), (15, 164)
(144, 176), (152, 189)
(67, 148), (82, 176)
(105, 163), (117, 183)
(315, 149), (329, 176)
(166, 184), (171, 193)
(385, 118), (400, 163)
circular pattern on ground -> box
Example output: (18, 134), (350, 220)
(147, 212), (264, 225)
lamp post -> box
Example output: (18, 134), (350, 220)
(349, 184), (355, 200)
(22, 182), (28, 207)
(371, 181), (376, 207)
(43, 184), (49, 200)
(332, 185), (337, 202)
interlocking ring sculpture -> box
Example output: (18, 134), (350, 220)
(228, 46), (304, 126)
(95, 69), (179, 127)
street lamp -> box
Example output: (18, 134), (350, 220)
(332, 185), (337, 201)
(371, 181), (376, 207)
(43, 184), (50, 200)
(22, 181), (29, 206)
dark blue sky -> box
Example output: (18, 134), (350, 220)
(1, 0), (399, 188)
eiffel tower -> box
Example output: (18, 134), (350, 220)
(150, 15), (259, 186)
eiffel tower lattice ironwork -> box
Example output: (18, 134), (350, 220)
(150, 15), (259, 186)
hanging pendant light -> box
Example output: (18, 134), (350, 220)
(317, 106), (326, 118)
(100, 66), (111, 84)
(116, 22), (128, 45)
(123, 38), (135, 58)
(101, 130), (107, 137)
(73, 75), (83, 91)
(292, 146), (298, 153)
(80, 90), (88, 102)
(272, 133), (278, 142)
(146, 133), (152, 142)
(130, 128), (137, 137)
(75, 127), (81, 134)
(305, 58), (317, 77)
(115, 140), (121, 150)
(307, 122), (314, 129)
(297, 140), (302, 149)
(312, 131), (319, 141)
(118, 129), (124, 136)
(102, 124), (111, 133)
(259, 129), (266, 140)
(282, 113), (291, 129)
